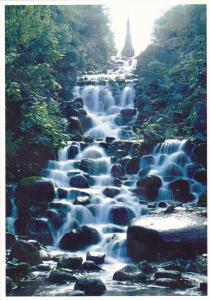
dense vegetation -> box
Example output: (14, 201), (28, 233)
(6, 5), (116, 181)
(135, 5), (206, 141)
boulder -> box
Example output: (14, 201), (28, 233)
(6, 262), (30, 281)
(135, 175), (162, 201)
(78, 158), (109, 175)
(113, 265), (147, 282)
(154, 268), (181, 280)
(15, 217), (53, 245)
(6, 277), (16, 294)
(10, 240), (42, 265)
(82, 261), (102, 271)
(103, 187), (120, 198)
(15, 177), (55, 216)
(49, 269), (77, 284)
(125, 157), (140, 174)
(57, 256), (83, 269)
(74, 278), (106, 295)
(115, 149), (128, 159)
(57, 188), (68, 199)
(169, 179), (194, 202)
(86, 251), (105, 264)
(68, 116), (83, 133)
(127, 211), (207, 261)
(6, 233), (16, 249)
(70, 174), (89, 188)
(60, 226), (100, 251)
(109, 205), (135, 226)
(154, 278), (181, 289)
(111, 164), (125, 177)
(117, 156), (130, 168)
(194, 168), (207, 185)
(68, 145), (79, 159)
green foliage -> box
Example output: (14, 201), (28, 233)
(6, 5), (116, 182)
(135, 5), (206, 140)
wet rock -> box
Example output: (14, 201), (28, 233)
(197, 191), (207, 207)
(74, 277), (106, 295)
(111, 164), (125, 177)
(105, 136), (115, 143)
(163, 205), (175, 214)
(6, 276), (16, 294)
(6, 262), (30, 281)
(154, 278), (181, 288)
(155, 268), (181, 280)
(115, 149), (128, 159)
(193, 254), (207, 274)
(109, 205), (135, 225)
(158, 201), (167, 208)
(37, 264), (52, 271)
(112, 178), (122, 187)
(49, 269), (77, 284)
(68, 116), (83, 133)
(57, 256), (83, 269)
(78, 158), (109, 175)
(103, 187), (120, 198)
(138, 260), (154, 273)
(82, 261), (102, 271)
(57, 188), (68, 199)
(125, 156), (140, 174)
(70, 174), (89, 188)
(199, 282), (207, 293)
(135, 175), (162, 201)
(192, 143), (207, 167)
(60, 226), (100, 251)
(169, 179), (194, 202)
(68, 145), (79, 159)
(117, 156), (130, 168)
(113, 265), (147, 282)
(140, 155), (154, 168)
(15, 217), (53, 245)
(74, 195), (90, 206)
(158, 261), (182, 271)
(138, 166), (151, 177)
(127, 211), (207, 261)
(86, 251), (105, 264)
(6, 233), (16, 249)
(10, 240), (42, 265)
(15, 177), (55, 216)
(194, 168), (207, 185)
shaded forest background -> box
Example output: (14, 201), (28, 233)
(6, 4), (206, 182)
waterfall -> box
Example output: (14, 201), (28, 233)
(42, 58), (205, 263)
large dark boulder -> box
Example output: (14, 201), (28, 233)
(135, 175), (162, 201)
(86, 251), (105, 265)
(74, 278), (106, 295)
(57, 256), (83, 269)
(169, 179), (194, 202)
(103, 187), (120, 198)
(6, 262), (30, 281)
(60, 226), (100, 251)
(111, 164), (125, 177)
(14, 217), (53, 245)
(70, 174), (89, 188)
(15, 177), (55, 216)
(68, 145), (79, 159)
(49, 269), (77, 284)
(68, 116), (83, 133)
(125, 157), (140, 174)
(10, 240), (43, 265)
(127, 211), (207, 261)
(194, 168), (207, 185)
(113, 265), (147, 282)
(109, 205), (135, 226)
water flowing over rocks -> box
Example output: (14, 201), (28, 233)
(6, 57), (207, 296)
